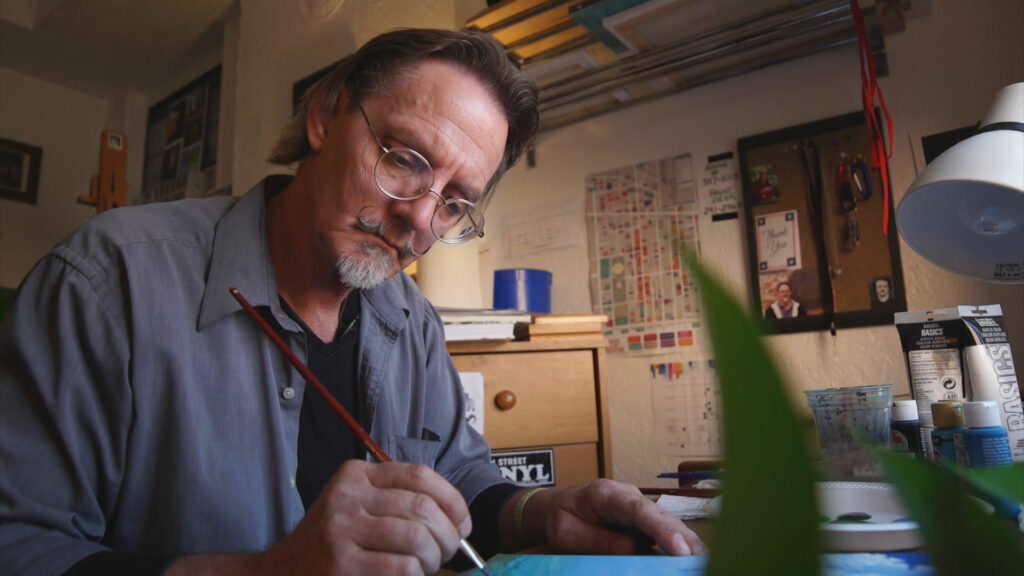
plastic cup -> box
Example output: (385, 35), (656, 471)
(804, 384), (894, 480)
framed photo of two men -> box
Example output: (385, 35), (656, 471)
(738, 110), (906, 335)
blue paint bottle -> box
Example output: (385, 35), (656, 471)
(930, 401), (967, 465)
(956, 401), (1013, 468)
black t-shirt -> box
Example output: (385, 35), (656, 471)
(284, 294), (362, 510)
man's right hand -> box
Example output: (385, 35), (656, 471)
(164, 460), (472, 576)
(259, 460), (472, 575)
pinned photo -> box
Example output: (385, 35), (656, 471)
(749, 163), (779, 204)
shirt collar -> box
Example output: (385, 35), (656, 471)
(198, 175), (413, 335)
(198, 176), (289, 332)
(361, 271), (413, 334)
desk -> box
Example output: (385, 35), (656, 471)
(447, 336), (612, 487)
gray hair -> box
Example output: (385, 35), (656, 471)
(268, 28), (539, 210)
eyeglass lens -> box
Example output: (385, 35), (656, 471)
(432, 199), (480, 241)
(375, 148), (483, 242)
(375, 148), (432, 200)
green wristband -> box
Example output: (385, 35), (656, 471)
(513, 487), (546, 547)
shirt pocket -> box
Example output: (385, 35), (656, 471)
(386, 433), (440, 467)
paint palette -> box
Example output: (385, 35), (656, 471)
(817, 481), (923, 552)
(701, 481), (923, 552)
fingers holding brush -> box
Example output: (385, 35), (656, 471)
(258, 460), (472, 576)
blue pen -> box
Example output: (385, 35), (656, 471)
(658, 471), (720, 480)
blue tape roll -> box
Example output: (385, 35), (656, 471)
(493, 268), (552, 313)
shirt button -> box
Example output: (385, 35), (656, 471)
(282, 387), (296, 400)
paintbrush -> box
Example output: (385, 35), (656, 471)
(230, 287), (493, 575)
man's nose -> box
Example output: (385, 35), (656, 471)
(389, 190), (439, 236)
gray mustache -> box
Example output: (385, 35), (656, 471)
(355, 207), (429, 259)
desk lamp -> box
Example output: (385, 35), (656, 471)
(895, 82), (1024, 283)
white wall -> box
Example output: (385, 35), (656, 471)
(0, 15), (223, 283)
(231, 0), (465, 193)
(0, 67), (112, 287)
(480, 0), (1024, 486)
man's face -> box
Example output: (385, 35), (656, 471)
(304, 60), (508, 289)
(777, 284), (791, 304)
(875, 279), (891, 302)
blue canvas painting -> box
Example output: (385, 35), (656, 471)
(461, 553), (934, 575)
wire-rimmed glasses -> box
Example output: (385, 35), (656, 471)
(357, 103), (485, 243)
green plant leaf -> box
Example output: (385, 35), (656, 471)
(959, 463), (1024, 504)
(689, 256), (820, 576)
(871, 448), (1024, 576)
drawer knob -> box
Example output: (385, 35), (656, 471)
(494, 390), (517, 410)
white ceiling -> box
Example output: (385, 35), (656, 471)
(1, 0), (236, 100)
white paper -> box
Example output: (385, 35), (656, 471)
(506, 209), (584, 257)
(701, 155), (741, 217)
(651, 360), (722, 458)
(656, 494), (715, 520)
(459, 372), (485, 435)
(584, 153), (703, 356)
(756, 209), (801, 272)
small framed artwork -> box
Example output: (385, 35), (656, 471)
(0, 137), (43, 204)
(106, 132), (124, 151)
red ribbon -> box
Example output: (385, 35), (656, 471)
(849, 0), (893, 234)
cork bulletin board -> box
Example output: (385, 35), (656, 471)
(738, 110), (905, 334)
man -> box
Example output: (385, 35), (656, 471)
(764, 281), (803, 319)
(0, 29), (703, 576)
(871, 276), (895, 309)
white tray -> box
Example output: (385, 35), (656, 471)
(817, 481), (923, 552)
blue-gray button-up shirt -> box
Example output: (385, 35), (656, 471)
(0, 177), (503, 575)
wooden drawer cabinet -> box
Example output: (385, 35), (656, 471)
(447, 337), (611, 487)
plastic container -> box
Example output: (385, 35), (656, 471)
(930, 401), (967, 465)
(955, 401), (1013, 468)
(890, 400), (927, 458)
(805, 385), (894, 480)
(493, 268), (552, 314)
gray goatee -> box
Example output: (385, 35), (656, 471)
(335, 208), (425, 288)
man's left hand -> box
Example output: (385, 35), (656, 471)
(507, 479), (706, 556)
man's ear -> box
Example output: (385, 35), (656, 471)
(306, 90), (350, 152)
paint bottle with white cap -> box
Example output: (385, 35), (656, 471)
(956, 400), (1013, 468)
(890, 400), (926, 458)
(930, 400), (967, 465)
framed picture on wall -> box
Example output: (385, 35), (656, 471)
(738, 110), (906, 334)
(0, 137), (42, 205)
(141, 66), (221, 204)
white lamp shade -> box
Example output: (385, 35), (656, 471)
(896, 82), (1024, 283)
